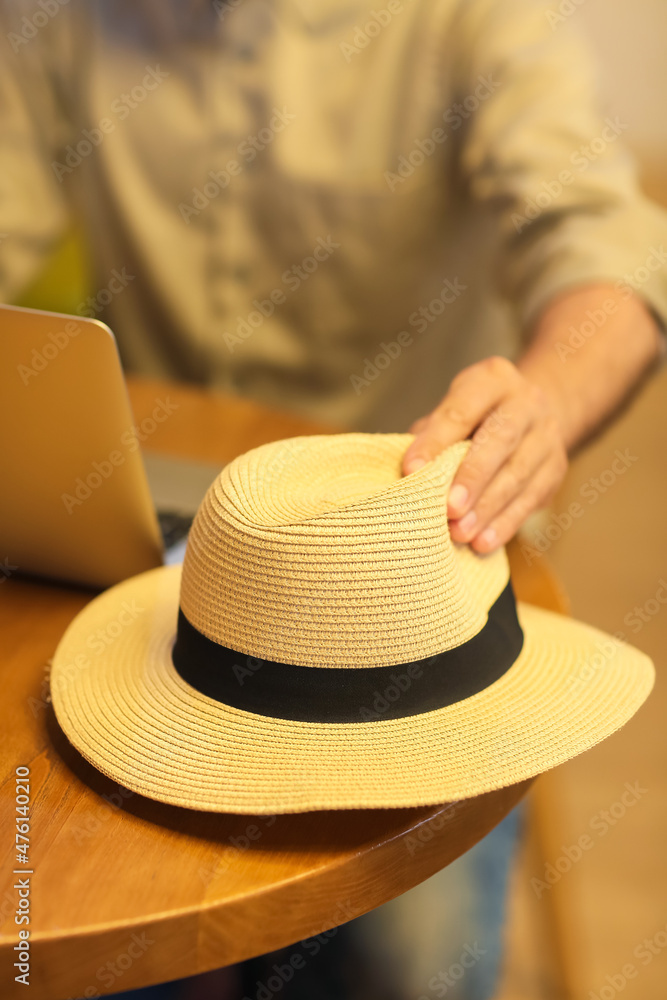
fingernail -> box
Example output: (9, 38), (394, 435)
(478, 527), (497, 549)
(448, 484), (469, 513)
(457, 510), (477, 535)
(406, 458), (427, 474)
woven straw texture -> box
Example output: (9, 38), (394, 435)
(50, 436), (655, 814)
(180, 436), (506, 667)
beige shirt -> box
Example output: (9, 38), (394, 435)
(1, 0), (667, 431)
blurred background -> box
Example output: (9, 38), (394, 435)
(495, 4), (667, 997)
(6, 1), (667, 998)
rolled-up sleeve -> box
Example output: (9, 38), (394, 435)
(449, 0), (667, 335)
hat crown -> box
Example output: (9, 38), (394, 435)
(179, 434), (508, 667)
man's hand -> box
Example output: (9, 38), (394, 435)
(401, 284), (663, 554)
(402, 356), (568, 553)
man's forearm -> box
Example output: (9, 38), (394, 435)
(517, 284), (664, 453)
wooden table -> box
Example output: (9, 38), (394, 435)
(0, 378), (567, 1000)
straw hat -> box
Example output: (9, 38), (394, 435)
(50, 434), (654, 814)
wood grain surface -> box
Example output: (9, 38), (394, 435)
(0, 378), (566, 1000)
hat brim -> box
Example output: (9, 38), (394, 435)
(50, 564), (654, 813)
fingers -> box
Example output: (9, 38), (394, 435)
(402, 356), (521, 475)
(449, 423), (565, 547)
(401, 355), (568, 552)
(447, 383), (551, 520)
(408, 416), (430, 436)
(467, 447), (567, 553)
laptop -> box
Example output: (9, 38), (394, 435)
(0, 303), (222, 589)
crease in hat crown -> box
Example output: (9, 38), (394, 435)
(179, 433), (508, 668)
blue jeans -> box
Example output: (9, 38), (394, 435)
(350, 803), (523, 999)
(110, 804), (522, 1000)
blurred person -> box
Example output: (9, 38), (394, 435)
(1, 1), (666, 998)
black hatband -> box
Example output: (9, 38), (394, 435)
(171, 582), (523, 723)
